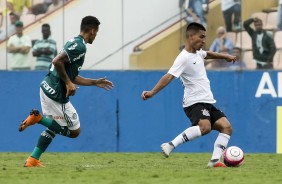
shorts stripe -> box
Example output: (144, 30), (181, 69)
(62, 104), (73, 127)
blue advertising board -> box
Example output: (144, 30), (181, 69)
(0, 70), (281, 153)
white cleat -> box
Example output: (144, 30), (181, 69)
(161, 143), (174, 158)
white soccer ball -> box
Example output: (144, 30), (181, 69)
(223, 146), (244, 167)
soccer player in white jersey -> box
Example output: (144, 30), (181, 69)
(141, 22), (237, 167)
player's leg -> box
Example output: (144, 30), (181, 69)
(23, 89), (81, 167)
(207, 106), (232, 167)
(161, 103), (212, 157)
(24, 126), (56, 167)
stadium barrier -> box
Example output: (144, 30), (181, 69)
(0, 70), (281, 153)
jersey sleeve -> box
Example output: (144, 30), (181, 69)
(168, 53), (186, 78)
(63, 41), (86, 63)
(198, 49), (207, 59)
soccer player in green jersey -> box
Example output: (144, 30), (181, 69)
(19, 16), (114, 167)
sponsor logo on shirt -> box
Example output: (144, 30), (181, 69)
(68, 43), (78, 50)
(41, 81), (56, 94)
(73, 53), (85, 62)
(53, 116), (64, 120)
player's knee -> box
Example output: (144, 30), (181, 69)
(219, 122), (232, 135)
(223, 124), (233, 135)
(69, 128), (81, 138)
(199, 124), (211, 135)
(214, 117), (233, 135)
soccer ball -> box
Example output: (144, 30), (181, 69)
(223, 146), (244, 167)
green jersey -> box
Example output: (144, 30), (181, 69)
(40, 35), (86, 103)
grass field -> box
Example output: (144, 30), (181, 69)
(0, 152), (281, 184)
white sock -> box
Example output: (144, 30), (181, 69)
(171, 126), (202, 148)
(211, 133), (230, 161)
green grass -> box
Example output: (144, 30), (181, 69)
(1, 152), (282, 184)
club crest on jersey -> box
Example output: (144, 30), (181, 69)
(72, 113), (78, 120)
(201, 109), (210, 116)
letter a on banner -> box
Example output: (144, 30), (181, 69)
(255, 72), (277, 98)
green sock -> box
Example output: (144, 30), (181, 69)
(39, 117), (70, 137)
(31, 147), (44, 160)
(38, 116), (53, 127)
(31, 129), (56, 159)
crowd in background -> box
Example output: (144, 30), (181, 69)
(180, 0), (281, 70)
(0, 0), (66, 70)
(0, 0), (282, 70)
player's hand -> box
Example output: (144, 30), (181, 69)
(66, 81), (77, 97)
(226, 55), (237, 63)
(95, 77), (114, 91)
(141, 91), (153, 100)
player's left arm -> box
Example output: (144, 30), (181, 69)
(73, 75), (113, 91)
(205, 51), (237, 63)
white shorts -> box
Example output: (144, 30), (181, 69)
(40, 88), (80, 130)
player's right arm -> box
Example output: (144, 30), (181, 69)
(205, 51), (237, 63)
(52, 51), (76, 97)
(141, 73), (175, 100)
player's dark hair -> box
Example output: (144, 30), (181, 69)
(186, 22), (206, 38)
(80, 16), (100, 32)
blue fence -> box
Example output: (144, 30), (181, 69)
(0, 70), (281, 153)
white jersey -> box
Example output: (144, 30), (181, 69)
(168, 49), (216, 108)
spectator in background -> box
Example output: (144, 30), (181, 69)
(6, 0), (32, 16)
(226, 47), (246, 70)
(47, 0), (64, 13)
(31, 0), (53, 15)
(209, 26), (234, 68)
(182, 0), (209, 28)
(244, 17), (276, 69)
(32, 24), (57, 70)
(210, 26), (234, 54)
(7, 20), (32, 70)
(221, 0), (241, 32)
(277, 0), (282, 30)
(0, 12), (20, 41)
